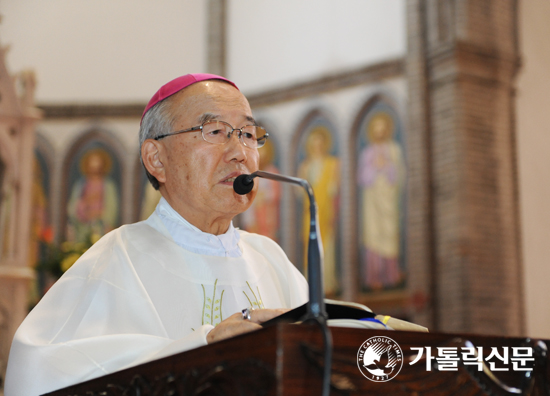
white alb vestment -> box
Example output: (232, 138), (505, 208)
(5, 199), (308, 395)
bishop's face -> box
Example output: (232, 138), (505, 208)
(156, 81), (260, 231)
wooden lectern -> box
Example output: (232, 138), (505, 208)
(45, 324), (549, 396)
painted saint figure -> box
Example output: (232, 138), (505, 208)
(298, 126), (339, 295)
(67, 148), (119, 243)
(357, 112), (405, 290)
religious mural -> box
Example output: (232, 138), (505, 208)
(240, 138), (282, 242)
(30, 154), (51, 266)
(66, 144), (121, 244)
(296, 123), (340, 295)
(29, 152), (54, 298)
(356, 105), (406, 292)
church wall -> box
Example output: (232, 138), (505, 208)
(227, 0), (406, 94)
(0, 1), (406, 103)
(0, 0), (207, 103)
(516, 0), (550, 339)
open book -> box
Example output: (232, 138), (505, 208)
(262, 299), (428, 332)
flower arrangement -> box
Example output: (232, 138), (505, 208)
(36, 232), (100, 280)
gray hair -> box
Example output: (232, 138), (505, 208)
(139, 98), (175, 190)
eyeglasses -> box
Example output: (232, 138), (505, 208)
(154, 120), (269, 148)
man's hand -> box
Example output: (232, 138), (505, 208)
(206, 308), (289, 344)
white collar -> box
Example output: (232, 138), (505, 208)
(155, 197), (242, 258)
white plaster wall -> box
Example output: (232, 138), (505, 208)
(0, 0), (207, 103)
(0, 1), (405, 102)
(516, 0), (550, 339)
(252, 78), (407, 151)
(228, 0), (406, 94)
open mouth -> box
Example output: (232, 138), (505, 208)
(220, 170), (249, 185)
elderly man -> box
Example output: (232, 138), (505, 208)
(5, 74), (308, 395)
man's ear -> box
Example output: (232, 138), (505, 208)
(141, 139), (166, 184)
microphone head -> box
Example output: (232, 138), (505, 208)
(233, 174), (254, 195)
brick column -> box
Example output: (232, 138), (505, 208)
(406, 0), (438, 330)
(406, 0), (523, 335)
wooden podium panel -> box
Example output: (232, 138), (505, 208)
(45, 323), (550, 396)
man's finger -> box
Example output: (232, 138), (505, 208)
(248, 308), (290, 324)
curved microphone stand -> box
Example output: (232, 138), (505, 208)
(233, 170), (332, 396)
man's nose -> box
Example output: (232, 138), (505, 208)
(225, 129), (248, 162)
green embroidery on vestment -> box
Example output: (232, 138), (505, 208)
(243, 281), (265, 309)
(202, 279), (224, 326)
(201, 284), (206, 326)
(219, 289), (225, 322)
(201, 279), (264, 326)
(210, 279), (217, 323)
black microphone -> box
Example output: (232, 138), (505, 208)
(233, 174), (255, 195)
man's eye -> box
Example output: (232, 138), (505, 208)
(208, 129), (223, 135)
(243, 132), (256, 140)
